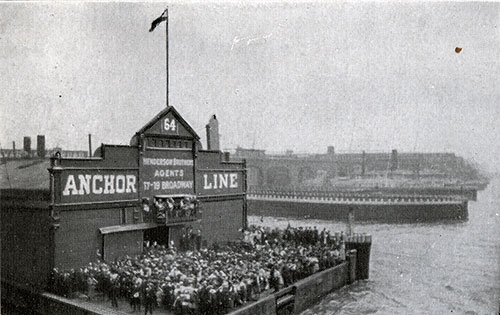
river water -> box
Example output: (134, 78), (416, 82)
(248, 177), (500, 315)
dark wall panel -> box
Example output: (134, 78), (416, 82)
(103, 231), (143, 262)
(200, 199), (244, 245)
(60, 145), (139, 168)
(1, 208), (51, 289)
(197, 151), (244, 170)
(54, 207), (136, 270)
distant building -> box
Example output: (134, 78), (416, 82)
(232, 147), (482, 189)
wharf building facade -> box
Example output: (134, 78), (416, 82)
(1, 106), (246, 292)
(232, 147), (482, 190)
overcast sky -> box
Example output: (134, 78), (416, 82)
(1, 1), (499, 172)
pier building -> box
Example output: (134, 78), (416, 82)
(1, 106), (246, 291)
(232, 147), (485, 190)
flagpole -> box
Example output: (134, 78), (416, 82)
(165, 8), (169, 108)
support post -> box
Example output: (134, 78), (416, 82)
(165, 9), (169, 107)
(347, 249), (357, 284)
(88, 134), (92, 157)
(345, 235), (372, 280)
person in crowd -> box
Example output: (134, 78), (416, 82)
(155, 198), (166, 221)
(86, 272), (97, 301)
(180, 196), (195, 218)
(143, 282), (157, 315)
(109, 273), (119, 308)
(166, 197), (175, 220)
(130, 276), (142, 312)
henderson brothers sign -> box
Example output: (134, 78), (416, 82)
(142, 156), (194, 192)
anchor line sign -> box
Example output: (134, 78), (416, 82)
(197, 170), (244, 195)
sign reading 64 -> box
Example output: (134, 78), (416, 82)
(163, 118), (177, 132)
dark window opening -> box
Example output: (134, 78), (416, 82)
(120, 208), (126, 225)
(144, 226), (170, 248)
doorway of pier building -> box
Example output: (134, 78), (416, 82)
(144, 226), (170, 247)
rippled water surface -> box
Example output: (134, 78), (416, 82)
(249, 178), (500, 315)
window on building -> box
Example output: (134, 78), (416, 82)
(121, 208), (126, 225)
(133, 208), (140, 223)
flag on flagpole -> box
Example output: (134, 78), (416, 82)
(149, 8), (168, 32)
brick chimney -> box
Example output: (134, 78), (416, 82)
(23, 136), (31, 157)
(205, 114), (220, 151)
(390, 149), (398, 171)
(37, 135), (46, 158)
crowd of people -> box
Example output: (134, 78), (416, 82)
(179, 227), (202, 252)
(155, 196), (201, 223)
(50, 225), (346, 315)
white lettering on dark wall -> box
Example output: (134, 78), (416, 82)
(203, 173), (239, 190)
(103, 175), (115, 194)
(92, 175), (103, 194)
(153, 169), (184, 178)
(143, 155), (193, 191)
(163, 118), (177, 132)
(62, 174), (137, 196)
(77, 174), (91, 195)
(115, 175), (126, 193)
(142, 158), (193, 166)
(143, 180), (193, 191)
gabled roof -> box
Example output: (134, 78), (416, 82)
(135, 106), (200, 140)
